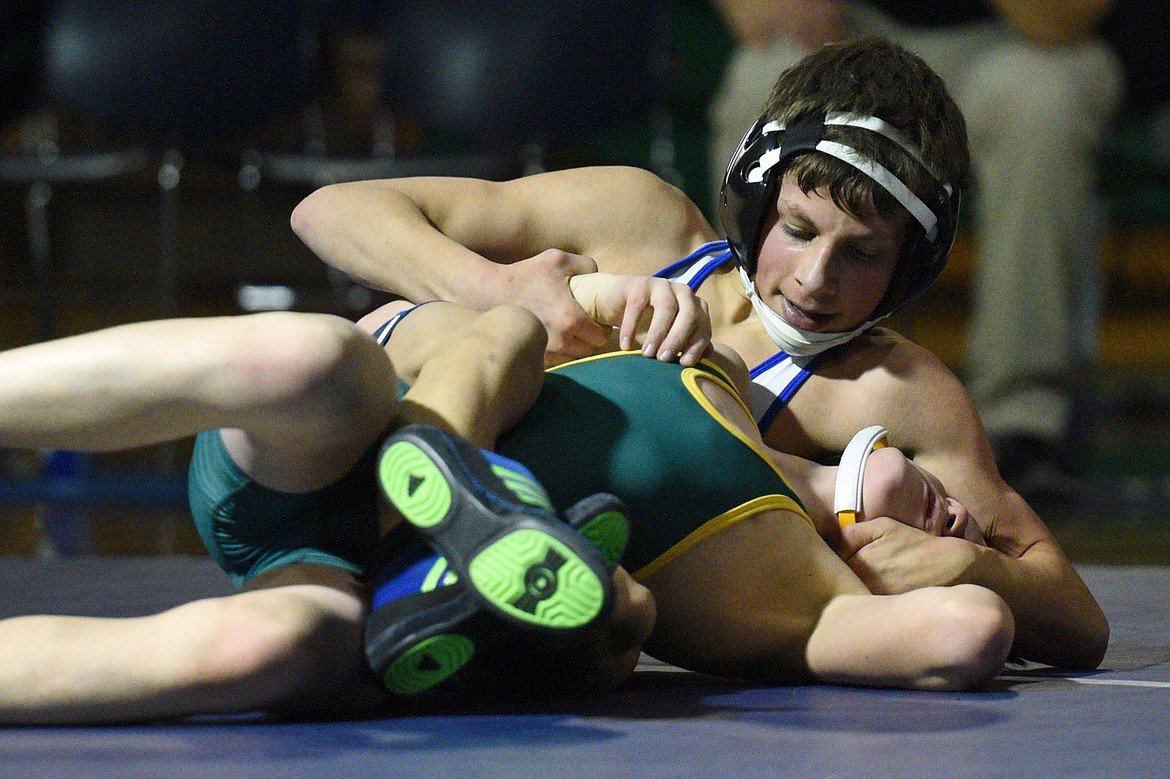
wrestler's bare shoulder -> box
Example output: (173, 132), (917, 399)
(822, 327), (953, 381)
(770, 327), (977, 458)
(520, 166), (718, 270)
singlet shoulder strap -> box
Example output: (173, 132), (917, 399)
(748, 350), (828, 432)
(369, 301), (442, 346)
(655, 241), (733, 290)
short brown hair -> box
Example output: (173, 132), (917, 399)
(762, 37), (970, 225)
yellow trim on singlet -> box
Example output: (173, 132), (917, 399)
(546, 349), (680, 373)
(681, 368), (792, 485)
(554, 353), (819, 580)
(679, 364), (815, 524)
(632, 493), (807, 581)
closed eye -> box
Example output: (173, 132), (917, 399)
(922, 485), (935, 528)
(781, 222), (814, 242)
(849, 244), (881, 262)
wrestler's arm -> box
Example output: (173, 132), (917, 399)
(291, 167), (715, 363)
(355, 267), (714, 374)
(643, 500), (1013, 692)
(834, 339), (1108, 669)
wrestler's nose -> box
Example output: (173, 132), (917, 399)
(793, 244), (839, 298)
(942, 498), (970, 538)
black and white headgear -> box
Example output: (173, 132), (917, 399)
(719, 111), (960, 321)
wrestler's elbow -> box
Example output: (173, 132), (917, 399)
(1066, 603), (1110, 671)
(1084, 615), (1111, 669)
(913, 585), (1015, 691)
(290, 184), (361, 269)
(1082, 594), (1111, 669)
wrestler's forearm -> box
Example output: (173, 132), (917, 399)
(292, 180), (508, 308)
(966, 541), (1108, 669)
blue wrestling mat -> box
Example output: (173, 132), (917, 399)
(1, 558), (1168, 779)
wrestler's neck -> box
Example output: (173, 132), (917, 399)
(703, 268), (753, 324)
(704, 270), (781, 364)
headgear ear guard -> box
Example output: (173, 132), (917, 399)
(719, 111), (960, 321)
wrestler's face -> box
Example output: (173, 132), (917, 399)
(753, 174), (906, 332)
(862, 447), (973, 539)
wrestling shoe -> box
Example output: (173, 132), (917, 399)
(559, 491), (630, 569)
(366, 424), (629, 694)
(364, 550), (483, 696)
(364, 493), (630, 695)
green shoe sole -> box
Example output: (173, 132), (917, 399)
(573, 509), (630, 568)
(380, 633), (475, 696)
(468, 529), (606, 629)
(376, 425), (615, 635)
(379, 440), (452, 529)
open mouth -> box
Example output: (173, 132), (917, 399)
(778, 295), (834, 331)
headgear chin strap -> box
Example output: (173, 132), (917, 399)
(720, 111), (959, 324)
(739, 267), (877, 357)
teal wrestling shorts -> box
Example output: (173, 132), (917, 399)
(188, 431), (381, 588)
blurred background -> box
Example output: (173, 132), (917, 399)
(1, 0), (1168, 562)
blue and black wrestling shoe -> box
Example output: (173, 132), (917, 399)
(364, 423), (629, 695)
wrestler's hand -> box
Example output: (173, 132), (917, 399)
(836, 517), (981, 594)
(569, 272), (712, 366)
(501, 249), (612, 365)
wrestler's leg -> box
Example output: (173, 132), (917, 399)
(357, 301), (547, 449)
(169, 304), (550, 713)
(181, 306), (544, 712)
(0, 568), (384, 725)
(642, 510), (1013, 691)
(0, 314), (401, 722)
(0, 312), (397, 493)
(355, 302), (656, 695)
